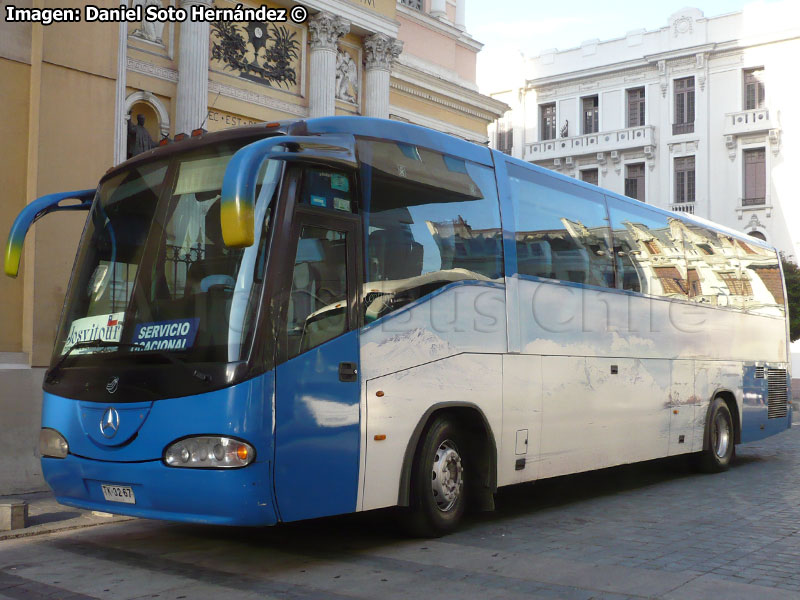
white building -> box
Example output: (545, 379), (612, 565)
(489, 6), (800, 264)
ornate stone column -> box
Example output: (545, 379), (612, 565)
(455, 0), (466, 30)
(113, 0), (129, 165)
(308, 12), (349, 118)
(176, 0), (212, 135)
(363, 34), (403, 119)
(430, 0), (446, 19)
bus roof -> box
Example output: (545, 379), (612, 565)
(110, 116), (777, 254)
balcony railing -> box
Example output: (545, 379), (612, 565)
(672, 122), (694, 135)
(670, 202), (695, 214)
(525, 125), (655, 162)
(723, 108), (774, 136)
(742, 197), (766, 207)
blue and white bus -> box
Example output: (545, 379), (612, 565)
(5, 117), (791, 535)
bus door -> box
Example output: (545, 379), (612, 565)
(273, 171), (362, 522)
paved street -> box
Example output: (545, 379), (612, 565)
(2, 425), (800, 600)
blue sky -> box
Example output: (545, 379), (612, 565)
(467, 0), (788, 92)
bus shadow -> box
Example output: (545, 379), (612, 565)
(160, 454), (712, 551)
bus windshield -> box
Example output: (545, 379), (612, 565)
(52, 139), (281, 371)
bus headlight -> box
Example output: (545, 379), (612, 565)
(163, 436), (255, 468)
(39, 428), (69, 458)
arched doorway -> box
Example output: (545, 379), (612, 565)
(748, 230), (767, 242)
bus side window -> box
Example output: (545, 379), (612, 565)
(735, 239), (785, 316)
(358, 140), (503, 322)
(606, 197), (688, 300)
(507, 164), (613, 288)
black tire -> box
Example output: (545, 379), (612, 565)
(697, 397), (735, 473)
(403, 416), (467, 537)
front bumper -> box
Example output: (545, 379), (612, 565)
(43, 455), (278, 526)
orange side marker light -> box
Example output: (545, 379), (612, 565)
(236, 444), (249, 461)
(374, 434), (386, 441)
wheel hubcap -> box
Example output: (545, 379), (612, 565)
(430, 440), (463, 512)
(713, 412), (731, 458)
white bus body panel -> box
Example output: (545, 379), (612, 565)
(497, 354), (542, 486)
(358, 283), (507, 512)
(362, 353), (503, 511)
(356, 274), (786, 511)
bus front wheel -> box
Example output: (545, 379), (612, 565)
(697, 397), (735, 473)
(404, 416), (467, 537)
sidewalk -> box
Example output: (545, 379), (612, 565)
(0, 491), (134, 541)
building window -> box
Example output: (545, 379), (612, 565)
(743, 148), (766, 206)
(496, 112), (513, 155)
(673, 77), (695, 135)
(624, 163), (645, 202)
(580, 168), (598, 186)
(627, 88), (645, 127)
(582, 96), (599, 134)
(674, 156), (695, 204)
(399, 0), (423, 10)
(748, 230), (767, 242)
(540, 103), (556, 141)
(744, 68), (765, 110)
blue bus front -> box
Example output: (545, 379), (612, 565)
(24, 133), (287, 525)
(7, 121), (367, 526)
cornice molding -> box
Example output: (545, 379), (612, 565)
(127, 57), (178, 82)
(127, 57), (308, 117)
(208, 80), (308, 117)
(396, 52), (479, 92)
(392, 63), (508, 119)
(395, 3), (482, 51)
(303, 0), (398, 37)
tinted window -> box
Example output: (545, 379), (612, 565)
(735, 239), (785, 316)
(607, 197), (687, 299)
(508, 164), (613, 288)
(359, 139), (502, 322)
(684, 224), (747, 308)
(299, 169), (355, 213)
(286, 226), (349, 358)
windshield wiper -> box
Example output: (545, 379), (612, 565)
(46, 340), (211, 383)
(47, 340), (142, 382)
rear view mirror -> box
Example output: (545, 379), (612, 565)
(220, 134), (356, 248)
(5, 189), (95, 278)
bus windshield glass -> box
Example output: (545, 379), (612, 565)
(52, 140), (281, 369)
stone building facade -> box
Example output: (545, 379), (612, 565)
(489, 6), (799, 264)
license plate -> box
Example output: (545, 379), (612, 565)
(101, 484), (136, 504)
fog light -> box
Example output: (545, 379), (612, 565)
(39, 428), (68, 459)
(163, 436), (255, 468)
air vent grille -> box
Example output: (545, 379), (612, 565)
(755, 366), (765, 379)
(767, 368), (788, 419)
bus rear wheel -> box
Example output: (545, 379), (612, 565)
(404, 416), (467, 537)
(697, 397), (735, 473)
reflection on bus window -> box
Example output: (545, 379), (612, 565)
(683, 225), (747, 308)
(607, 197), (687, 299)
(358, 140), (503, 322)
(509, 164), (613, 288)
(735, 239), (785, 316)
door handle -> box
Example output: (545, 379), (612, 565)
(338, 362), (358, 382)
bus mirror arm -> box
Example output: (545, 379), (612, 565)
(4, 189), (95, 278)
(220, 134), (357, 248)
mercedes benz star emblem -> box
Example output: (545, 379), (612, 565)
(100, 407), (120, 439)
(106, 376), (119, 394)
